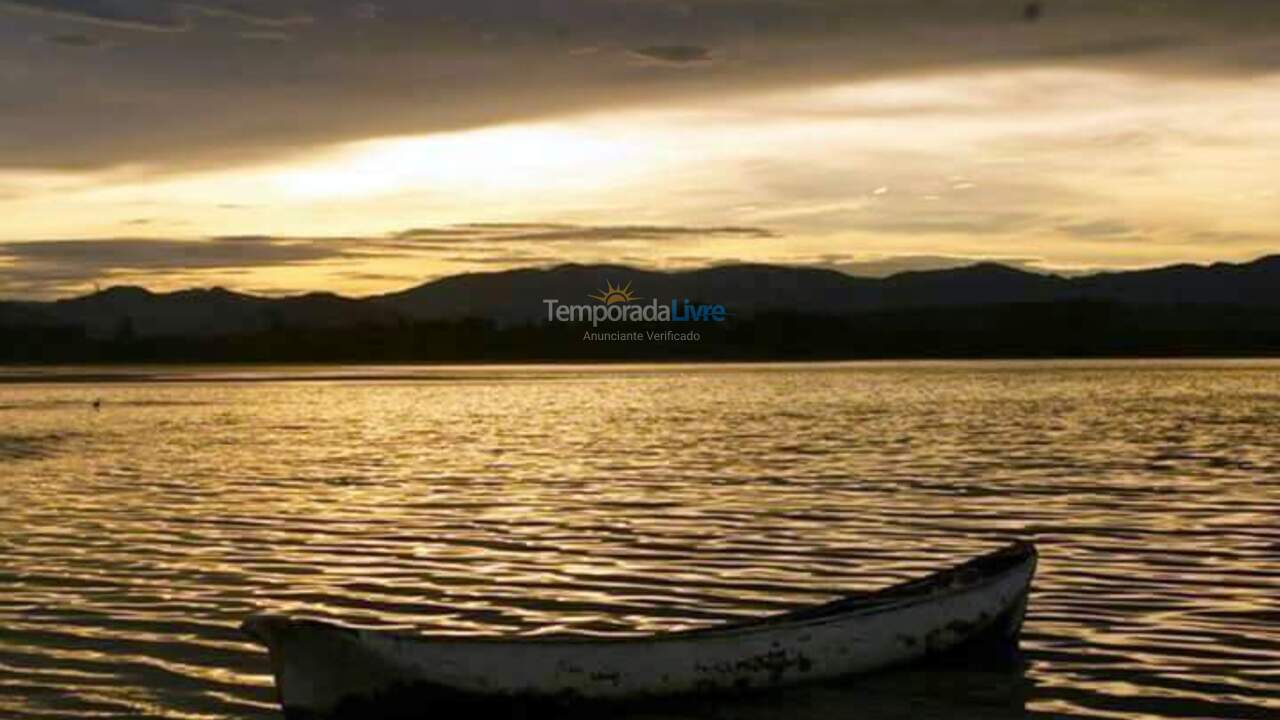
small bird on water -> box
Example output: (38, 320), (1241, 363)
(92, 398), (102, 411)
(1023, 2), (1043, 22)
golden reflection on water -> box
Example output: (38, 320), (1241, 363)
(0, 361), (1278, 719)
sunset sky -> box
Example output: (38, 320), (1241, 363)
(1, 1), (1277, 298)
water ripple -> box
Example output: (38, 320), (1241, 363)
(0, 361), (1277, 719)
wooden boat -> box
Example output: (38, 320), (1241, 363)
(243, 541), (1036, 719)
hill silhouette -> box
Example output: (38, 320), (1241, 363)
(2, 255), (1279, 361)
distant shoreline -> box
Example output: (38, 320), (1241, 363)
(8, 303), (1280, 363)
(2, 356), (1279, 385)
(6, 259), (1280, 364)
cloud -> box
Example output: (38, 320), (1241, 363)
(807, 253), (1061, 278)
(187, 2), (312, 28)
(630, 45), (714, 65)
(0, 235), (356, 269)
(0, 236), (356, 296)
(0, 0), (311, 31)
(5, 1), (1280, 172)
(440, 254), (560, 266)
(43, 31), (109, 47)
(1, 0), (187, 31)
(393, 223), (777, 244)
(337, 271), (421, 283)
(850, 211), (1041, 236)
(1190, 230), (1260, 244)
(0, 223), (779, 297)
(1057, 219), (1139, 239)
(236, 30), (291, 43)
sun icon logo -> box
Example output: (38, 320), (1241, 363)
(588, 280), (641, 304)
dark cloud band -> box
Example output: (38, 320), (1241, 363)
(0, 0), (312, 31)
(630, 45), (714, 64)
(0, 223), (779, 297)
(0, 0), (187, 31)
(2, 1), (1278, 171)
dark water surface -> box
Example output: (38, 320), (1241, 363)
(1, 361), (1277, 719)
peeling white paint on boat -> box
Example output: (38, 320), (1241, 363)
(244, 541), (1036, 718)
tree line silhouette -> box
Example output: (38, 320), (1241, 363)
(3, 301), (1280, 363)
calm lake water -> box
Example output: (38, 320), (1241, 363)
(1, 361), (1277, 719)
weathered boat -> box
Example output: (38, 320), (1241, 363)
(244, 541), (1036, 719)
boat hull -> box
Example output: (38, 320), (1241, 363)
(244, 541), (1036, 718)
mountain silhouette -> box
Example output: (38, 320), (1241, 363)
(3, 255), (1279, 339)
(3, 255), (1280, 361)
(376, 255), (1280, 324)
